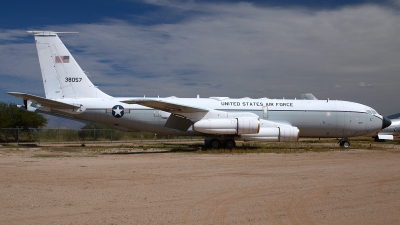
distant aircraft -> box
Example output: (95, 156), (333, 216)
(7, 31), (391, 148)
(373, 118), (400, 141)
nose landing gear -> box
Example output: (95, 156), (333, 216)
(339, 139), (350, 148)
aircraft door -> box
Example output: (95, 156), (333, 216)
(262, 106), (268, 118)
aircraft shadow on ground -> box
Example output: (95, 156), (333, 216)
(102, 144), (262, 155)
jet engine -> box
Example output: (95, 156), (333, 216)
(193, 117), (260, 135)
(240, 126), (299, 142)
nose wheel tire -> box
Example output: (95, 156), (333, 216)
(339, 140), (350, 148)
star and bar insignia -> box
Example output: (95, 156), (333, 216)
(106, 105), (130, 118)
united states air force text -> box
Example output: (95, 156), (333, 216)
(221, 102), (293, 107)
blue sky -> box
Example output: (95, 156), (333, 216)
(1, 0), (400, 116)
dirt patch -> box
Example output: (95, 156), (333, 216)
(1, 143), (400, 224)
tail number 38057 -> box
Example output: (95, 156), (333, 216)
(65, 77), (82, 82)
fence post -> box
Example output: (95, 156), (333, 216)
(17, 128), (20, 146)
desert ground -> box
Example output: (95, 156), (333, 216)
(1, 141), (400, 225)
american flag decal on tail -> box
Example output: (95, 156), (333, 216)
(55, 56), (70, 63)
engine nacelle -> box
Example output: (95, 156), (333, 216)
(237, 117), (260, 134)
(193, 117), (260, 135)
(279, 126), (299, 142)
(240, 126), (299, 142)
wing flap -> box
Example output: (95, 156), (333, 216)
(165, 114), (193, 131)
(7, 92), (80, 109)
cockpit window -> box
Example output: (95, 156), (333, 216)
(368, 108), (378, 115)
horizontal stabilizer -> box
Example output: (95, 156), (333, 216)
(7, 92), (80, 109)
(122, 99), (208, 113)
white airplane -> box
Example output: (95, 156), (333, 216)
(373, 118), (400, 141)
(7, 31), (392, 148)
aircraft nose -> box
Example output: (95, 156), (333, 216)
(382, 116), (392, 129)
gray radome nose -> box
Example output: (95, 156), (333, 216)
(382, 116), (392, 129)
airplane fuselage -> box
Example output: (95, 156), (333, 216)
(47, 97), (384, 138)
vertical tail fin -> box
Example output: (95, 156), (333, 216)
(28, 31), (110, 99)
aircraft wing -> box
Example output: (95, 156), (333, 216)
(122, 99), (209, 113)
(7, 92), (80, 109)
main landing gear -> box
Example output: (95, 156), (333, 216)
(338, 138), (350, 148)
(206, 138), (236, 149)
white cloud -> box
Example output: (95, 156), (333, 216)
(358, 82), (373, 87)
(1, 2), (400, 115)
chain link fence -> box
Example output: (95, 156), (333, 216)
(0, 128), (201, 144)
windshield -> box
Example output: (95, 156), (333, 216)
(367, 107), (379, 116)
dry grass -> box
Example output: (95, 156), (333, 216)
(1, 137), (399, 157)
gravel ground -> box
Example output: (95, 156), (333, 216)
(1, 143), (399, 225)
